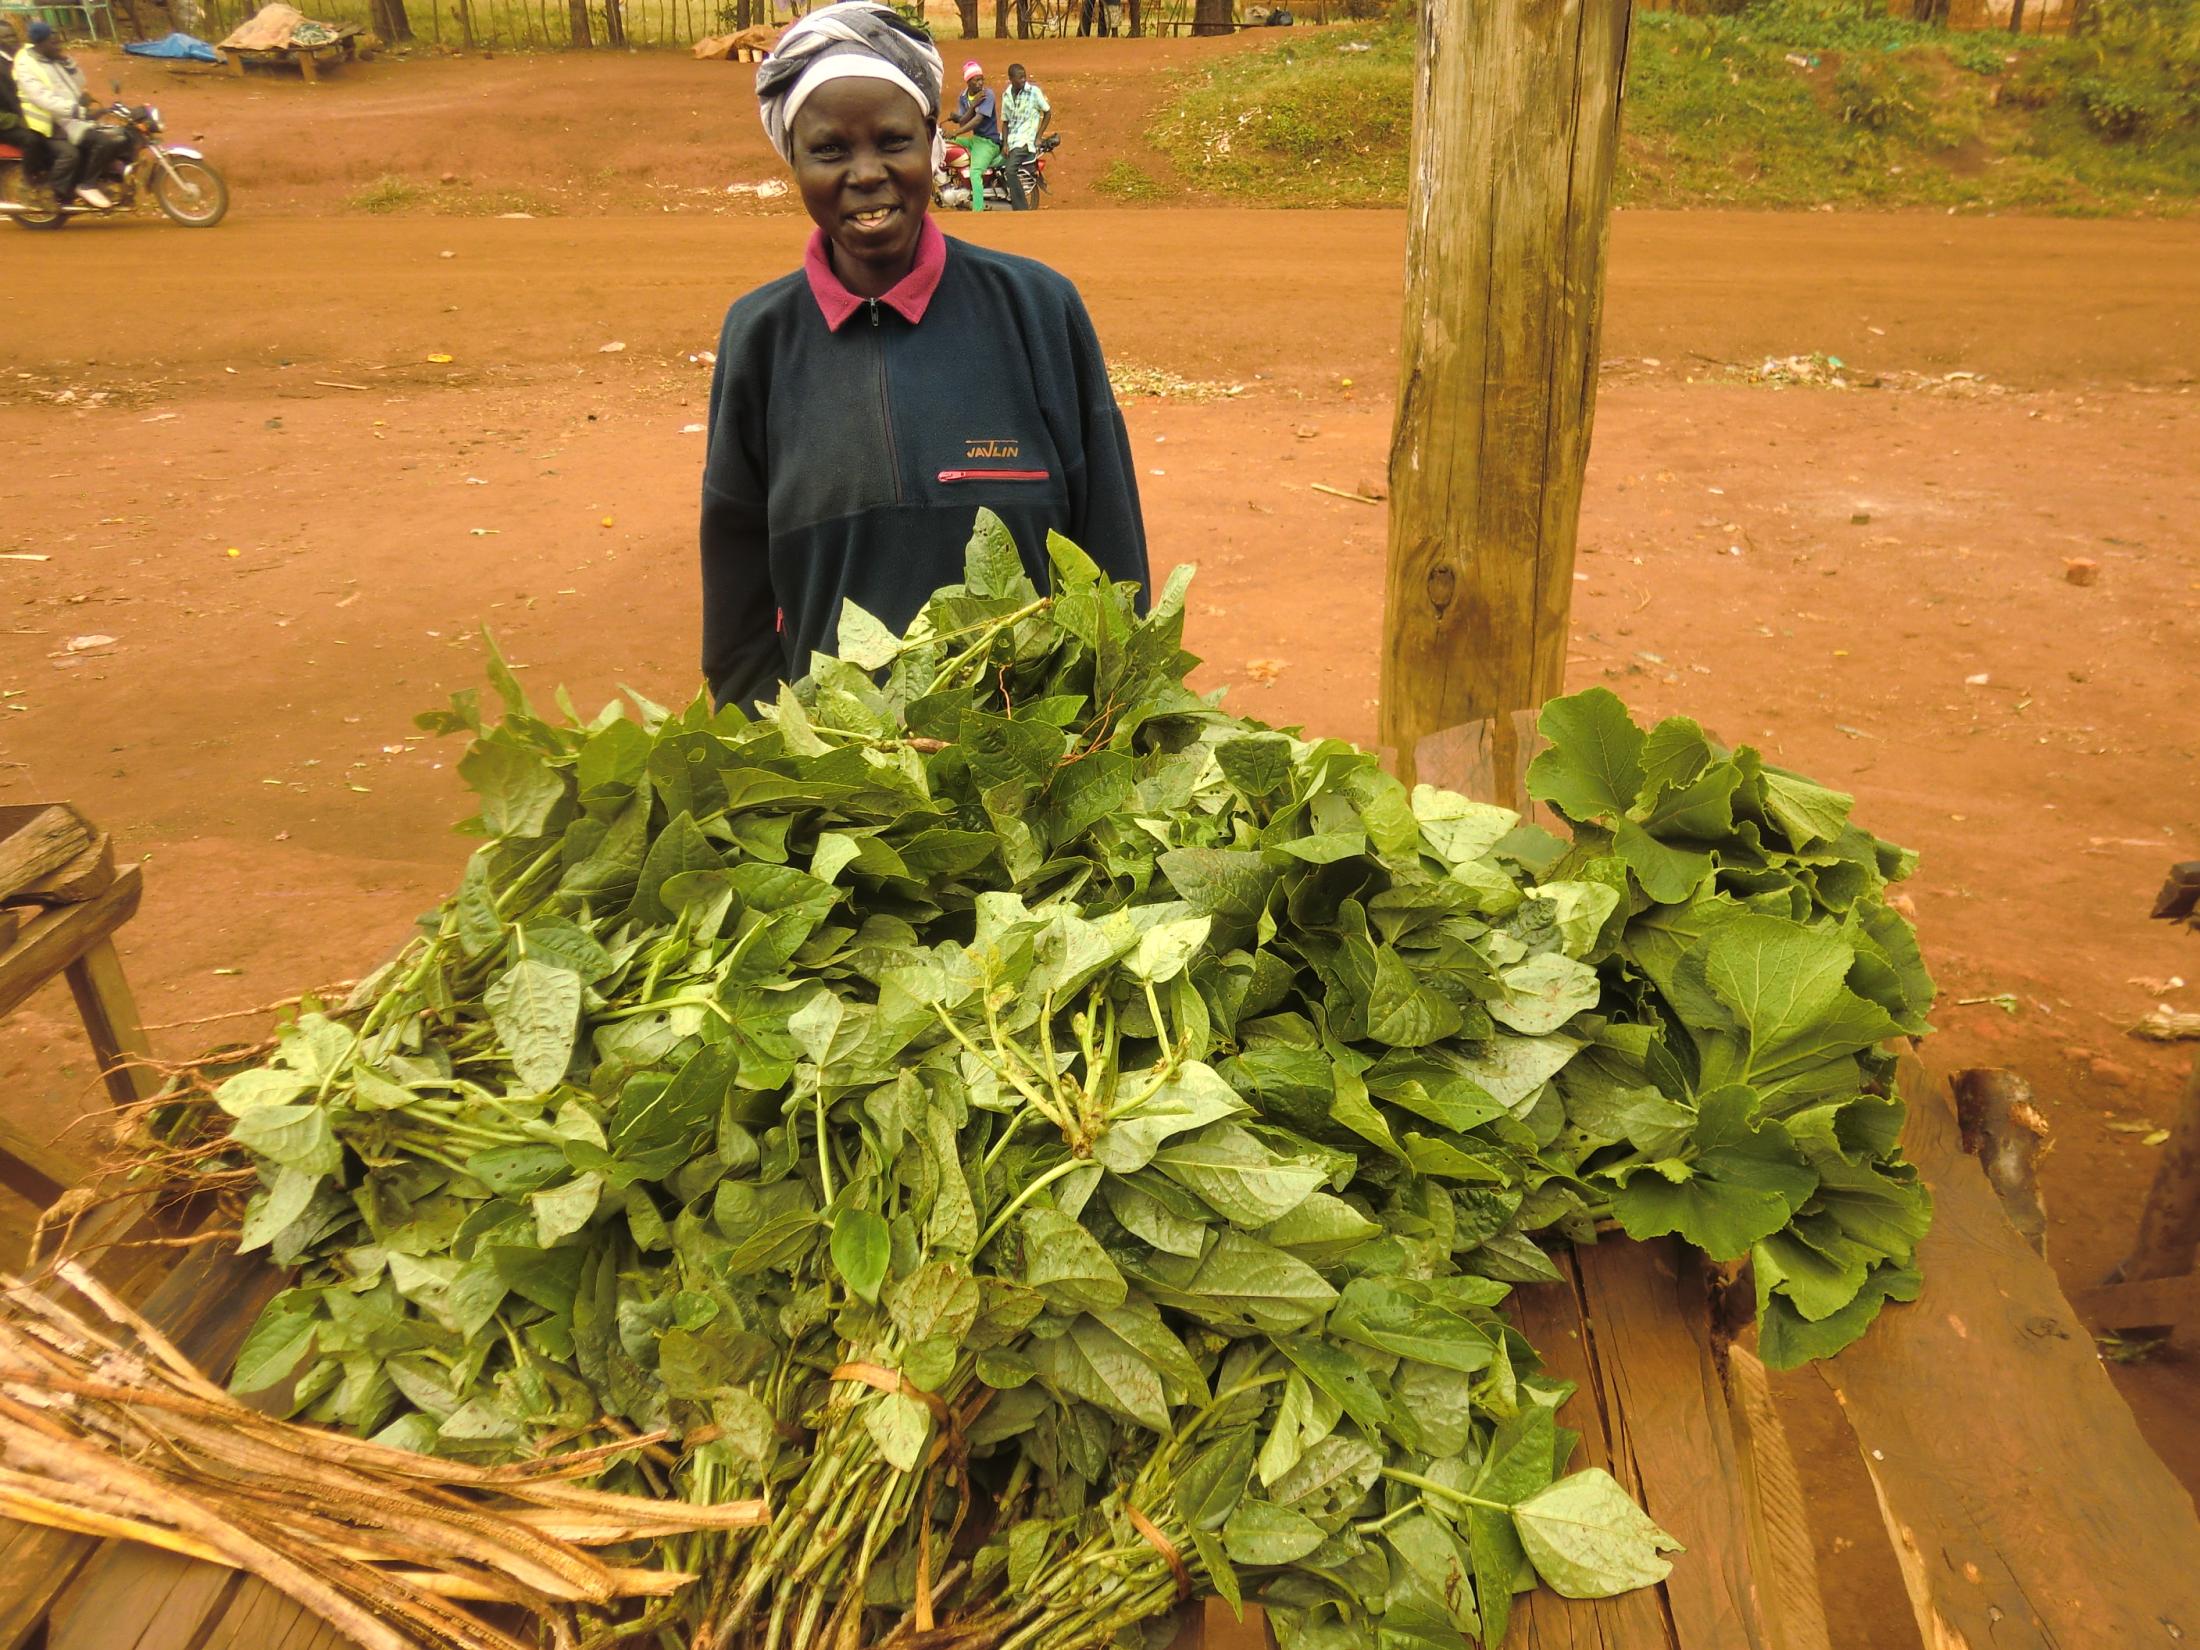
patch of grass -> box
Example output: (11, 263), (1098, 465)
(345, 174), (559, 217)
(1153, 0), (2200, 214)
(349, 173), (427, 214)
(1093, 159), (1169, 200)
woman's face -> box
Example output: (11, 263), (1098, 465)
(790, 78), (934, 293)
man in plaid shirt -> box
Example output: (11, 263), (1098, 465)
(999, 62), (1052, 212)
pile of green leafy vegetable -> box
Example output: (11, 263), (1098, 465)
(168, 516), (1931, 1649)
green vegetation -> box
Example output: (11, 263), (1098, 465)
(1094, 158), (1171, 200)
(347, 172), (560, 216)
(1153, 0), (2200, 213)
(157, 527), (1930, 1645)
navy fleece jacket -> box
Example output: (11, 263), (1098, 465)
(699, 232), (1150, 710)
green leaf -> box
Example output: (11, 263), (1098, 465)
(964, 508), (1028, 597)
(1030, 1316), (1169, 1432)
(831, 1208), (891, 1304)
(1511, 1469), (1682, 1598)
(1095, 1061), (1245, 1175)
(1158, 849), (1278, 926)
(1491, 952), (1600, 1037)
(1757, 1262), (1922, 1369)
(231, 1105), (341, 1176)
(1176, 1427), (1257, 1530)
(238, 1166), (320, 1254)
(460, 734), (565, 839)
(229, 1289), (319, 1395)
(1126, 914), (1213, 986)
(1412, 785), (1519, 865)
(485, 958), (581, 1094)
(1021, 1206), (1128, 1312)
(530, 1173), (603, 1246)
(1152, 1123), (1325, 1228)
(836, 599), (902, 671)
(1762, 769), (1854, 847)
(1527, 689), (1646, 823)
(1698, 914), (1900, 1096)
(1223, 1499), (1327, 1566)
(1216, 733), (1295, 799)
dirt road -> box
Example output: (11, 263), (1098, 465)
(2, 102), (2198, 1642)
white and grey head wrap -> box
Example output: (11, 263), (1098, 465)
(756, 2), (944, 165)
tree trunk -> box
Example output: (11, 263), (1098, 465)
(995, 0), (1009, 32)
(957, 0), (979, 33)
(603, 0), (625, 43)
(1127, 0), (1140, 32)
(1016, 0), (1031, 33)
(1191, 0), (1229, 34)
(371, 0), (413, 40)
(2006, 0), (2026, 31)
(455, 0), (477, 47)
(1376, 0), (1632, 797)
(568, 0), (593, 42)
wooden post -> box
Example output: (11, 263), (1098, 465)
(1377, 0), (1632, 797)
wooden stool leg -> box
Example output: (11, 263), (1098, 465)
(2115, 1052), (2200, 1288)
(62, 938), (159, 1106)
(297, 48), (319, 80)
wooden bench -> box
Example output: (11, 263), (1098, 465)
(2, 1048), (2195, 1649)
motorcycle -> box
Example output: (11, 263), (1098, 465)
(0, 95), (228, 231)
(934, 131), (1059, 211)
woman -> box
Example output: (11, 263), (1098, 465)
(701, 2), (1149, 712)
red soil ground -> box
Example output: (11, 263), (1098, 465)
(1, 37), (2196, 1644)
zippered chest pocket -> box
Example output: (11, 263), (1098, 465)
(938, 467), (1052, 484)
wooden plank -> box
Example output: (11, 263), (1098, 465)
(64, 936), (160, 1105)
(1722, 1345), (1836, 1650)
(2069, 1270), (2200, 1335)
(0, 913), (15, 953)
(0, 1245), (284, 1646)
(0, 804), (94, 902)
(1820, 1058), (2200, 1647)
(3, 834), (117, 907)
(1507, 1253), (1681, 1650)
(0, 864), (143, 1022)
(1375, 0), (1632, 794)
(1573, 1241), (1780, 1650)
(49, 1546), (240, 1650)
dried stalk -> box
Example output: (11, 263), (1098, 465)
(0, 1268), (769, 1649)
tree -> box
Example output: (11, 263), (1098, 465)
(568, 0), (593, 43)
(1191, 0), (1230, 34)
(995, 0), (1010, 33)
(370, 0), (413, 39)
(603, 0), (626, 43)
(957, 0), (980, 35)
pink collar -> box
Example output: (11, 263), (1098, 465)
(803, 217), (948, 331)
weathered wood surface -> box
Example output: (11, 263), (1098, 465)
(1951, 1066), (2049, 1257)
(3, 833), (116, 907)
(0, 804), (94, 902)
(64, 935), (162, 1106)
(0, 863), (143, 1022)
(2107, 1050), (2200, 1308)
(1821, 1057), (2200, 1646)
(0, 1243), (282, 1649)
(1505, 1239), (1791, 1650)
(1376, 0), (1632, 792)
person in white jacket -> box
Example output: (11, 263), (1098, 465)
(13, 22), (113, 209)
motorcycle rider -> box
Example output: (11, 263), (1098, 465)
(0, 17), (55, 187)
(998, 63), (1050, 212)
(941, 59), (999, 213)
(13, 21), (116, 210)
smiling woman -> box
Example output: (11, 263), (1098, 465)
(701, 0), (1151, 712)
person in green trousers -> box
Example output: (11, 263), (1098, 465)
(943, 58), (1000, 210)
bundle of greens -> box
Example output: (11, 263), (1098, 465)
(145, 517), (1932, 1650)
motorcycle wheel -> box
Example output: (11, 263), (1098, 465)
(1019, 164), (1044, 208)
(152, 158), (229, 228)
(0, 162), (70, 231)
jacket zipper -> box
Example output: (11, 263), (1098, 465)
(938, 469), (1051, 484)
(870, 299), (903, 505)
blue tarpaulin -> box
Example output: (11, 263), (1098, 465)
(123, 31), (221, 61)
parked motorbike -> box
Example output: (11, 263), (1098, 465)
(934, 132), (1060, 211)
(0, 96), (228, 231)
